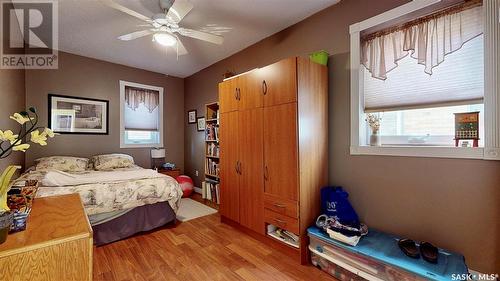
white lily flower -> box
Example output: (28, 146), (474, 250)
(42, 128), (56, 138)
(9, 113), (33, 125)
(12, 143), (30, 152)
(31, 130), (48, 146)
(0, 130), (19, 144)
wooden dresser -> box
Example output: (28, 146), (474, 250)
(218, 57), (328, 264)
(158, 168), (181, 178)
(0, 194), (93, 281)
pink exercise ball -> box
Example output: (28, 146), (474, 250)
(176, 175), (194, 198)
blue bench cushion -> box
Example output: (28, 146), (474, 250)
(307, 226), (468, 281)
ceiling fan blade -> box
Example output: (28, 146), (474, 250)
(166, 0), (193, 23)
(118, 30), (153, 41)
(175, 38), (188, 55)
(177, 28), (224, 45)
(100, 0), (151, 23)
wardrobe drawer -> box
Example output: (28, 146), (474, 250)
(264, 193), (298, 218)
(264, 209), (299, 235)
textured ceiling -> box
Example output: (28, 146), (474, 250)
(55, 0), (340, 77)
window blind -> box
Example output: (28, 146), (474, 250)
(123, 86), (160, 131)
(363, 34), (484, 112)
(124, 102), (159, 131)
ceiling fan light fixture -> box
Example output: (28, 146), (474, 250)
(153, 32), (177, 47)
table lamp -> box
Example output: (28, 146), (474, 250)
(151, 148), (165, 170)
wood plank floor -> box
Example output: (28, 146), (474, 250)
(93, 213), (335, 281)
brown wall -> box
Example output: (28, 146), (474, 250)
(0, 69), (26, 172)
(184, 0), (500, 272)
(25, 52), (185, 170)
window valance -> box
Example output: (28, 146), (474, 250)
(124, 86), (160, 113)
(361, 0), (483, 81)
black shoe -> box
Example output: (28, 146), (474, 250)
(420, 242), (438, 264)
(398, 238), (420, 259)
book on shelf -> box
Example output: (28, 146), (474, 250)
(205, 158), (220, 177)
(202, 180), (220, 204)
(205, 124), (219, 141)
(206, 142), (219, 157)
(201, 181), (206, 199)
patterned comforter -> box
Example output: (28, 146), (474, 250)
(14, 166), (183, 216)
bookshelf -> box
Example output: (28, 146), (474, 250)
(203, 102), (220, 206)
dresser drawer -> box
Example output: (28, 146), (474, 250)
(264, 193), (298, 218)
(264, 209), (299, 235)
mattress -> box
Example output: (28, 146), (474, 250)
(14, 166), (183, 216)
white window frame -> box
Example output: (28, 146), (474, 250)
(119, 80), (164, 148)
(349, 0), (500, 160)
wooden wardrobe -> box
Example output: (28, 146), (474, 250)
(218, 57), (328, 264)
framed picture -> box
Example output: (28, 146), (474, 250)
(197, 117), (205, 131)
(188, 109), (197, 124)
(48, 94), (109, 134)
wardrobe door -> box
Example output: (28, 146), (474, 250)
(239, 71), (263, 110)
(263, 102), (298, 201)
(259, 58), (297, 107)
(238, 108), (264, 234)
(219, 111), (240, 222)
(219, 78), (239, 113)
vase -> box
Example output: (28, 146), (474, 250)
(0, 165), (20, 244)
(0, 211), (13, 244)
(369, 131), (381, 146)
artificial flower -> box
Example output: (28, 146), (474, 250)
(30, 130), (48, 146)
(42, 128), (56, 138)
(0, 130), (18, 144)
(12, 143), (30, 152)
(9, 113), (33, 125)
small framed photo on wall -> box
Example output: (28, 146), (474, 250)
(48, 94), (109, 134)
(188, 110), (197, 124)
(197, 117), (205, 131)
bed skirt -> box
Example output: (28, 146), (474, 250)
(92, 201), (176, 246)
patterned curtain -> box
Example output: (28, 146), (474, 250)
(361, 1), (483, 80)
(125, 86), (159, 113)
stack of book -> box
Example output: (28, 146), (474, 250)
(205, 124), (219, 141)
(205, 158), (220, 177)
(201, 180), (220, 204)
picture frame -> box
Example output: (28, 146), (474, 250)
(48, 94), (109, 134)
(188, 109), (197, 124)
(197, 117), (205, 131)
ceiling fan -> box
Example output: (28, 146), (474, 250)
(100, 0), (224, 56)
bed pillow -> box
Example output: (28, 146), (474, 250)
(92, 154), (135, 170)
(35, 156), (90, 172)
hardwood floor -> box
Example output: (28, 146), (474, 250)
(191, 192), (219, 210)
(93, 213), (335, 281)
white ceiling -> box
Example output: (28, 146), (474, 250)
(57, 0), (340, 78)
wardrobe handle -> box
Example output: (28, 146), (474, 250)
(264, 166), (269, 181)
(235, 161), (239, 173)
(238, 162), (242, 175)
(262, 80), (267, 95)
(234, 88), (238, 100)
(273, 203), (286, 209)
(273, 218), (286, 225)
(237, 88), (241, 101)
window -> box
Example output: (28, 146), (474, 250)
(364, 34), (484, 147)
(349, 0), (500, 160)
(120, 81), (163, 148)
(375, 104), (484, 147)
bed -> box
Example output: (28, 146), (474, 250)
(14, 154), (183, 245)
